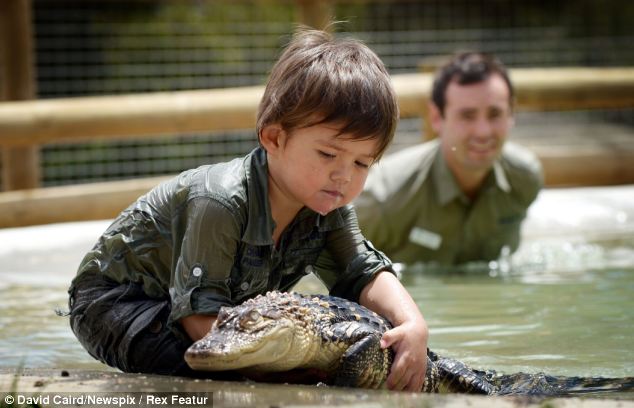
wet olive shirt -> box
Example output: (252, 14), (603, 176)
(73, 147), (392, 324)
(354, 140), (543, 265)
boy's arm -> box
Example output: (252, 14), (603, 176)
(171, 197), (240, 328)
(180, 315), (217, 341)
(359, 271), (429, 392)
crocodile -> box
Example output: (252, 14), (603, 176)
(185, 291), (634, 396)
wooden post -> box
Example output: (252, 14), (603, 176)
(294, 0), (333, 30)
(418, 55), (449, 141)
(0, 0), (40, 191)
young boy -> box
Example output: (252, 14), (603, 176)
(68, 29), (428, 392)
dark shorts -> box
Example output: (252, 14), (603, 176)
(68, 273), (201, 376)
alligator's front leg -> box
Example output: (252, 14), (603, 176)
(333, 330), (391, 389)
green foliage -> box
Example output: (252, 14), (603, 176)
(94, 2), (297, 92)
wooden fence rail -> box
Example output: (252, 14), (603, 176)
(0, 67), (634, 227)
(1, 68), (634, 147)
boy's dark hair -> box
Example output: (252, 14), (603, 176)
(431, 51), (514, 116)
(257, 28), (398, 160)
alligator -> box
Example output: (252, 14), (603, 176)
(185, 291), (634, 396)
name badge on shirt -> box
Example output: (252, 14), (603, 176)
(409, 227), (442, 250)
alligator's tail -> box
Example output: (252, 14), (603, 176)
(427, 351), (634, 396)
(491, 372), (634, 396)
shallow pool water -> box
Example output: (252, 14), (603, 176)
(404, 253), (634, 378)
(0, 186), (633, 381)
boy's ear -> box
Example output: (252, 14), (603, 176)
(259, 124), (287, 155)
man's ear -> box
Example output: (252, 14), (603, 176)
(428, 102), (443, 134)
(259, 124), (287, 155)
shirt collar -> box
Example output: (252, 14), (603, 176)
(432, 149), (512, 206)
(492, 159), (512, 193)
(291, 205), (346, 239)
(243, 147), (276, 245)
(242, 146), (345, 246)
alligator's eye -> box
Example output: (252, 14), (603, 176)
(239, 309), (261, 328)
(247, 310), (261, 322)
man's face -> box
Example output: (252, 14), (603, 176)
(432, 73), (514, 174)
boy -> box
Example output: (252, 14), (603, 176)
(68, 29), (428, 392)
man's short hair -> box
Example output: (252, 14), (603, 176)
(431, 51), (514, 115)
(256, 28), (398, 160)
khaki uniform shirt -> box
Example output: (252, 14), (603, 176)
(73, 147), (392, 324)
(355, 140), (543, 265)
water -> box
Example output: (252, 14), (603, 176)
(0, 186), (633, 383)
(404, 256), (634, 378)
(0, 221), (113, 371)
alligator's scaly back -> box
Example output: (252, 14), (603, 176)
(185, 291), (634, 396)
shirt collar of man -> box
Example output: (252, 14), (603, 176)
(241, 147), (345, 246)
(432, 147), (512, 206)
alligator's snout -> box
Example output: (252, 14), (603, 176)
(187, 338), (226, 354)
(184, 296), (299, 372)
(185, 336), (239, 370)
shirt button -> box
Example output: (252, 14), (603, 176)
(305, 265), (314, 274)
(240, 281), (250, 291)
(192, 266), (203, 277)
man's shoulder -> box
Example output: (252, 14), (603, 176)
(379, 140), (439, 167)
(501, 142), (542, 178)
(500, 142), (544, 199)
(365, 140), (439, 197)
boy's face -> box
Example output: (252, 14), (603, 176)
(268, 123), (379, 216)
(431, 73), (514, 175)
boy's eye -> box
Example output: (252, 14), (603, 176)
(318, 150), (336, 159)
(460, 112), (476, 121)
(355, 161), (370, 169)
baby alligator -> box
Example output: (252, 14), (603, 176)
(185, 291), (634, 395)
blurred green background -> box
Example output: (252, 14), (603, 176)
(5, 0), (634, 187)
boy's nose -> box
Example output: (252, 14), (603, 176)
(331, 163), (352, 183)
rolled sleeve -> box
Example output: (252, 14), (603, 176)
(330, 240), (394, 302)
(314, 206), (395, 302)
(169, 197), (240, 323)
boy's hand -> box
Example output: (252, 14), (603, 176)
(359, 271), (429, 392)
(380, 319), (428, 392)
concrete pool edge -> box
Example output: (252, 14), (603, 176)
(1, 368), (632, 408)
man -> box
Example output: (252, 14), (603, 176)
(355, 52), (543, 265)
